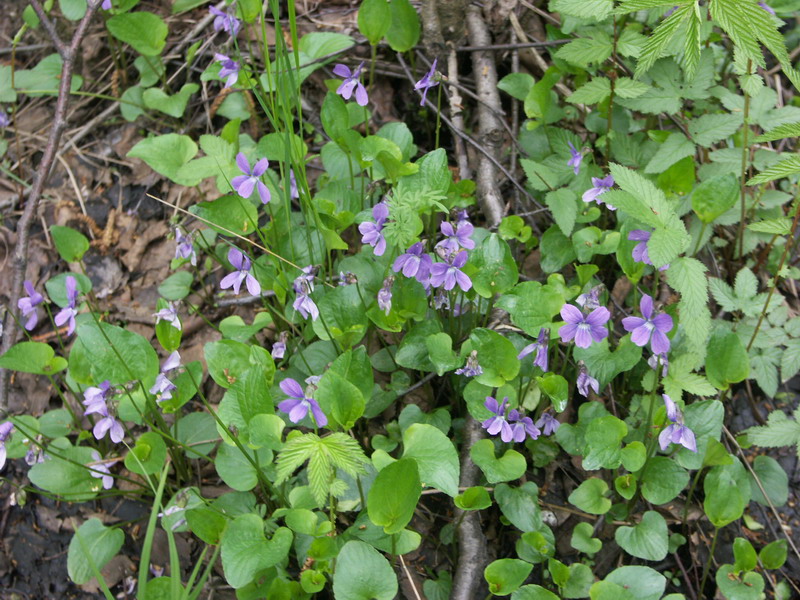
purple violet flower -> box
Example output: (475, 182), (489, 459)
(333, 62), (368, 106)
(0, 421), (14, 470)
(576, 362), (600, 397)
(582, 174), (615, 209)
(576, 285), (603, 311)
(89, 451), (114, 490)
(517, 328), (549, 372)
(455, 209), (470, 225)
(278, 378), (327, 427)
(231, 152), (270, 205)
(339, 271), (358, 286)
(210, 5), (241, 36)
(54, 275), (79, 336)
(101, 0), (112, 9)
(154, 302), (181, 331)
(436, 220), (475, 255)
(430, 251), (472, 292)
(85, 400), (124, 444)
(433, 291), (449, 310)
(359, 202), (389, 256)
(629, 229), (669, 271)
(535, 412), (560, 436)
(377, 276), (394, 315)
(272, 331), (289, 360)
(559, 304), (610, 348)
(393, 242), (433, 283)
(759, 1), (776, 14)
(622, 295), (673, 355)
(508, 410), (541, 442)
(659, 394), (697, 452)
(414, 58), (439, 106)
(293, 266), (319, 321)
(214, 53), (240, 88)
(455, 350), (483, 377)
(174, 228), (197, 265)
(288, 169), (299, 199)
(567, 141), (583, 175)
(83, 380), (112, 413)
(648, 353), (669, 377)
(221, 248), (261, 296)
(18, 280), (43, 331)
(0, 112), (9, 128)
(482, 397), (512, 442)
(150, 352), (181, 403)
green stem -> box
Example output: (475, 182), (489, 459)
(699, 527), (720, 598)
(736, 59), (753, 260)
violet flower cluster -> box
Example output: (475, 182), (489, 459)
(659, 394), (697, 453)
(278, 377), (327, 427)
(481, 397), (557, 443)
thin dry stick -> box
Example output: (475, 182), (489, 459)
(723, 426), (800, 564)
(0, 0), (100, 414)
(396, 53), (543, 212)
(465, 5), (505, 228)
(450, 416), (489, 600)
(445, 49), (472, 181)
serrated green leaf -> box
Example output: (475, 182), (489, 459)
(755, 121), (800, 143)
(689, 113), (741, 147)
(666, 258), (711, 366)
(747, 217), (792, 235)
(635, 4), (692, 77)
(555, 35), (614, 68)
(746, 411), (800, 448)
(682, 7), (702, 79)
(614, 77), (651, 99)
(616, 0), (690, 14)
(551, 0), (613, 21)
(747, 155), (800, 185)
(644, 133), (695, 174)
(545, 188), (578, 236)
(567, 78), (611, 105)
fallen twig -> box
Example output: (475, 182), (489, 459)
(465, 5), (506, 228)
(0, 0), (100, 414)
(450, 416), (489, 600)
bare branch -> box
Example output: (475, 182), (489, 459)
(0, 1), (100, 414)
